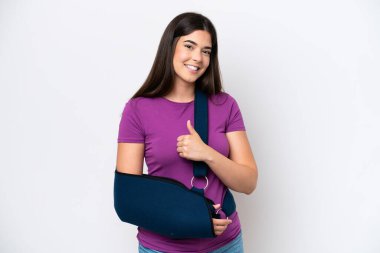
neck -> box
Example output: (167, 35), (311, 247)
(165, 80), (195, 102)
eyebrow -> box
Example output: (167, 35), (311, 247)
(183, 40), (212, 50)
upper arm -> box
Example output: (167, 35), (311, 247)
(116, 98), (145, 174)
(116, 143), (144, 175)
(226, 131), (257, 170)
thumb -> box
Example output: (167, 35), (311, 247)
(187, 120), (197, 135)
(213, 204), (221, 209)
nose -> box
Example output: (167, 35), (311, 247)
(191, 49), (202, 62)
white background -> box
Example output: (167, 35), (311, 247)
(1, 0), (379, 252)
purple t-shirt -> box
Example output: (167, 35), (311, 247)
(117, 91), (246, 253)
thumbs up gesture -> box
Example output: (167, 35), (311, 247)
(177, 120), (209, 161)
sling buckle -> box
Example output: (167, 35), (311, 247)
(191, 176), (209, 190)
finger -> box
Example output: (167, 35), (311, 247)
(215, 224), (228, 231)
(213, 224), (225, 232)
(213, 204), (221, 209)
(213, 224), (227, 236)
(215, 222), (231, 233)
(214, 225), (228, 235)
(186, 120), (197, 135)
(214, 225), (226, 233)
(178, 136), (190, 142)
(213, 219), (232, 230)
(177, 147), (187, 154)
(214, 230), (222, 236)
(213, 218), (232, 225)
(214, 228), (224, 235)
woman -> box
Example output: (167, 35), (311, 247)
(116, 12), (258, 253)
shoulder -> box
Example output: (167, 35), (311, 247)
(125, 96), (161, 110)
(209, 91), (239, 107)
(126, 96), (154, 105)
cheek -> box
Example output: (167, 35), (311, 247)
(205, 58), (211, 67)
(173, 48), (188, 62)
(202, 58), (211, 71)
(175, 50), (189, 62)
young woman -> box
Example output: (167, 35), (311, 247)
(116, 12), (258, 253)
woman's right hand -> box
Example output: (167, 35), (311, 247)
(212, 204), (233, 236)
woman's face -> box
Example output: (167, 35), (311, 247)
(172, 30), (212, 86)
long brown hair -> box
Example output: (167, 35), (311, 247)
(131, 12), (224, 99)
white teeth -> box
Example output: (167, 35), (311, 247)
(185, 65), (199, 71)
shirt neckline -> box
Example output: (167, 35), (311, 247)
(160, 97), (194, 104)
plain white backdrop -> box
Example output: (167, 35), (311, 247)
(1, 0), (379, 252)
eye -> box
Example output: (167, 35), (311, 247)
(203, 50), (211, 55)
(184, 44), (192, 49)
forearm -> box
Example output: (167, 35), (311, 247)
(203, 145), (257, 194)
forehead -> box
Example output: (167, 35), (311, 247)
(179, 30), (212, 47)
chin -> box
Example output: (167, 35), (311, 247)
(181, 76), (198, 84)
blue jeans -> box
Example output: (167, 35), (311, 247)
(138, 231), (244, 253)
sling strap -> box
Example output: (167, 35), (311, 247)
(191, 87), (209, 195)
(191, 88), (236, 218)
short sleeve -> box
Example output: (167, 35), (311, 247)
(226, 96), (246, 133)
(117, 99), (145, 143)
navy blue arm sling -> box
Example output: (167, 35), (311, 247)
(113, 87), (236, 239)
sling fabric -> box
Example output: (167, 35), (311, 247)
(114, 171), (217, 238)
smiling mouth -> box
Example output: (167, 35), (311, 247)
(185, 64), (200, 71)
